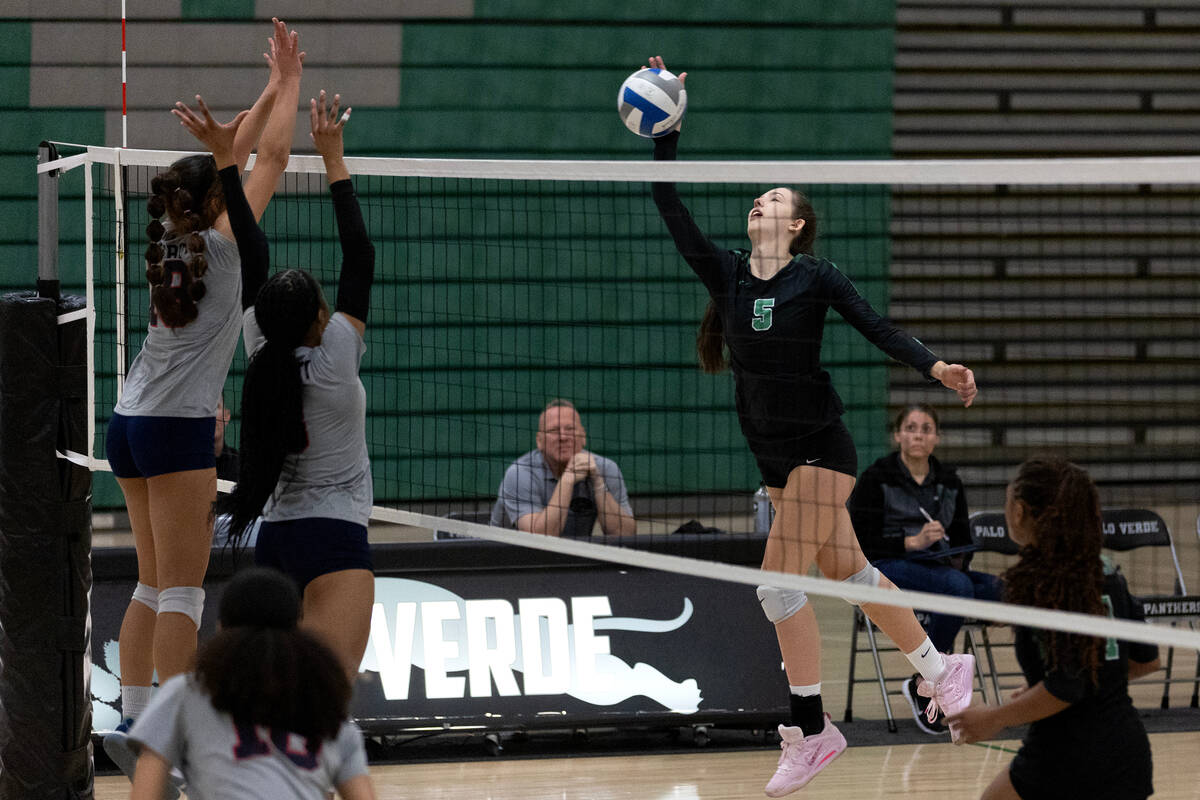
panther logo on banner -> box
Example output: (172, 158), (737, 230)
(360, 578), (703, 712)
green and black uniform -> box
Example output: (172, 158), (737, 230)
(652, 131), (939, 485)
(1008, 561), (1157, 800)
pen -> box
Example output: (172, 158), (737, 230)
(919, 506), (951, 542)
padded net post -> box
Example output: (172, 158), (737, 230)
(0, 292), (93, 800)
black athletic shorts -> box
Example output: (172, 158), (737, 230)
(255, 517), (374, 593)
(1008, 731), (1153, 800)
(751, 419), (858, 488)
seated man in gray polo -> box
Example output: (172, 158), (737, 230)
(490, 399), (637, 537)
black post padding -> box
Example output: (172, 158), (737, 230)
(0, 292), (94, 800)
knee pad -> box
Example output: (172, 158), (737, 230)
(131, 582), (158, 613)
(157, 586), (206, 628)
(756, 585), (808, 623)
(840, 563), (882, 604)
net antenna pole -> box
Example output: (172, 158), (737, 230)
(116, 0), (128, 395)
(115, 153), (127, 398)
(37, 142), (60, 302)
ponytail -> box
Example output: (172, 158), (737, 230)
(696, 299), (728, 374)
(1003, 458), (1106, 683)
(145, 155), (221, 328)
(221, 270), (323, 547)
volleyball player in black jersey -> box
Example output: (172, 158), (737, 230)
(646, 57), (979, 795)
(947, 458), (1159, 800)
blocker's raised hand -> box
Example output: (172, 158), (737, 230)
(171, 95), (249, 169)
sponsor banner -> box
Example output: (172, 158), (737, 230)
(90, 540), (787, 733)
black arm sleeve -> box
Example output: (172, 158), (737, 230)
(330, 178), (375, 323)
(823, 265), (940, 379)
(217, 166), (269, 311)
(846, 466), (902, 562)
(651, 132), (726, 294)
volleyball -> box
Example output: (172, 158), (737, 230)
(617, 67), (687, 138)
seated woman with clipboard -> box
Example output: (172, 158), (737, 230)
(846, 404), (1002, 735)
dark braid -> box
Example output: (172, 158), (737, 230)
(1003, 458), (1107, 684)
(696, 189), (817, 374)
(221, 270), (324, 548)
(145, 155), (222, 328)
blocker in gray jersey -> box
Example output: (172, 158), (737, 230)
(244, 310), (373, 526)
(116, 227), (243, 419)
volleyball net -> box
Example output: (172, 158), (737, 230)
(37, 144), (1200, 660)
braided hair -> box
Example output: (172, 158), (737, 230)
(697, 188), (818, 374)
(1003, 457), (1107, 684)
(144, 155), (224, 328)
(195, 567), (350, 742)
(222, 270), (325, 547)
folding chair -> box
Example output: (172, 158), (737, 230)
(1102, 508), (1199, 709)
(957, 512), (1022, 705)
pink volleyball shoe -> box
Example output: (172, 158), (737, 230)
(917, 653), (976, 742)
(763, 713), (847, 797)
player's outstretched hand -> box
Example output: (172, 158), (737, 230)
(172, 95), (248, 169)
(643, 56), (686, 133)
(644, 55), (687, 86)
(269, 17), (304, 82)
(310, 90), (348, 158)
(936, 363), (977, 407)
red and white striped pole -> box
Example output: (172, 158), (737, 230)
(121, 0), (127, 147)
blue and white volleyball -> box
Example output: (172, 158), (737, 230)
(618, 68), (687, 138)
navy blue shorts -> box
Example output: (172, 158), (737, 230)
(752, 419), (858, 488)
(255, 518), (374, 593)
(105, 413), (217, 479)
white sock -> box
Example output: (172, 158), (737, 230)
(789, 683), (821, 697)
(121, 685), (153, 722)
(904, 637), (948, 683)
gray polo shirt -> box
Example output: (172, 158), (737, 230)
(131, 674), (369, 800)
(115, 227), (242, 418)
(489, 449), (633, 537)
(244, 310), (372, 526)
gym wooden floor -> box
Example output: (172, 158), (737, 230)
(92, 731), (1200, 799)
(92, 509), (1200, 798)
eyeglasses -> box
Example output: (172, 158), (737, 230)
(542, 427), (580, 437)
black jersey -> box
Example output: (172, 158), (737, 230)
(652, 132), (938, 446)
(1008, 562), (1157, 800)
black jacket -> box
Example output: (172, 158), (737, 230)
(846, 451), (970, 565)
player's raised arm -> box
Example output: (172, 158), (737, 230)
(311, 90), (373, 337)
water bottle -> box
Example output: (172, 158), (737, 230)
(754, 484), (773, 534)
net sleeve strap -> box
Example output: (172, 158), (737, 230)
(331, 178), (375, 323)
(217, 165), (269, 310)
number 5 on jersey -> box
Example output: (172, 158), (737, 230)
(752, 298), (775, 331)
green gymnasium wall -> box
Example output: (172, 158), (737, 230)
(1, 3), (897, 508)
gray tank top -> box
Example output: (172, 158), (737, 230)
(244, 310), (372, 526)
(114, 227), (242, 418)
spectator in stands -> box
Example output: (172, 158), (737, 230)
(847, 403), (1002, 734)
(490, 399), (637, 537)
